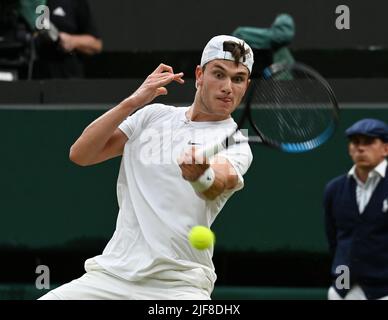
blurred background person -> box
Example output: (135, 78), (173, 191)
(31, 0), (103, 79)
(324, 119), (388, 300)
(1, 0), (102, 80)
(0, 0), (33, 80)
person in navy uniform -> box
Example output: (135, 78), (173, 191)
(324, 118), (388, 300)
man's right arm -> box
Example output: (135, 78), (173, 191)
(69, 99), (135, 166)
(69, 64), (184, 166)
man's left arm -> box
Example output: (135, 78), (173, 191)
(179, 148), (246, 200)
(59, 33), (102, 55)
(202, 156), (238, 200)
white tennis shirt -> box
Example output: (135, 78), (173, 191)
(90, 104), (253, 294)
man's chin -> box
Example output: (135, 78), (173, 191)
(356, 161), (374, 169)
(214, 103), (234, 115)
(208, 107), (229, 117)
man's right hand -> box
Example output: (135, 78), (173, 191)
(128, 64), (184, 109)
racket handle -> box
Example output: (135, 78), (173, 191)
(201, 141), (225, 159)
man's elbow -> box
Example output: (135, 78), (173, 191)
(69, 146), (90, 166)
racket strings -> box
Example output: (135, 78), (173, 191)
(250, 67), (335, 144)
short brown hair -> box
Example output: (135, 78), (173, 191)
(222, 41), (251, 66)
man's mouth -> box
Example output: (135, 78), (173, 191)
(218, 97), (232, 103)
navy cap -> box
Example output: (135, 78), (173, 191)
(345, 118), (388, 142)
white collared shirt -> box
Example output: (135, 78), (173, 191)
(348, 159), (387, 214)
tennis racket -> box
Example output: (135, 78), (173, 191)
(201, 61), (339, 158)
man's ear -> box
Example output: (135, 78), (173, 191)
(348, 142), (353, 157)
(384, 142), (388, 157)
(241, 78), (251, 98)
(246, 78), (251, 91)
(195, 65), (203, 88)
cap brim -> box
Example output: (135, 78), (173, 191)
(347, 133), (388, 142)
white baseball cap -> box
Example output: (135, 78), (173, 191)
(200, 35), (254, 73)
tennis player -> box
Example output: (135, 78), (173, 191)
(38, 35), (254, 300)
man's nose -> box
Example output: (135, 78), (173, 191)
(355, 143), (367, 151)
(221, 78), (232, 94)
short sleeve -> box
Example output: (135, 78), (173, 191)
(118, 104), (173, 141)
(215, 135), (253, 193)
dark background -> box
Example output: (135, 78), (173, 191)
(81, 0), (388, 79)
(89, 0), (387, 51)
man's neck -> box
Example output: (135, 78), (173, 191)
(354, 159), (387, 183)
(355, 167), (371, 183)
(186, 104), (230, 122)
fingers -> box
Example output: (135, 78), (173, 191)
(152, 63), (174, 75)
(150, 63), (184, 84)
(178, 147), (209, 166)
(150, 72), (184, 97)
(179, 159), (210, 181)
(190, 146), (208, 165)
(153, 72), (179, 86)
(156, 87), (168, 96)
(173, 72), (185, 84)
(132, 64), (184, 106)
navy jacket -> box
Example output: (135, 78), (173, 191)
(323, 166), (388, 299)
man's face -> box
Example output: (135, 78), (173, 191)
(195, 60), (250, 118)
(348, 135), (388, 170)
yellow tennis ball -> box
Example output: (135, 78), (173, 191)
(188, 226), (215, 250)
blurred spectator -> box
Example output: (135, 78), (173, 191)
(32, 0), (103, 79)
(324, 119), (388, 300)
(0, 0), (32, 80)
(232, 13), (295, 76)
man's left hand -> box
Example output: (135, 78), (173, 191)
(178, 147), (209, 181)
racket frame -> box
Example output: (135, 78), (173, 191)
(239, 62), (340, 152)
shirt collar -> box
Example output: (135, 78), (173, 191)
(348, 159), (387, 180)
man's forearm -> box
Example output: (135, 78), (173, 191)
(201, 168), (227, 200)
(69, 98), (136, 165)
(180, 154), (239, 201)
(71, 63), (184, 165)
(202, 162), (238, 200)
(72, 34), (103, 55)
